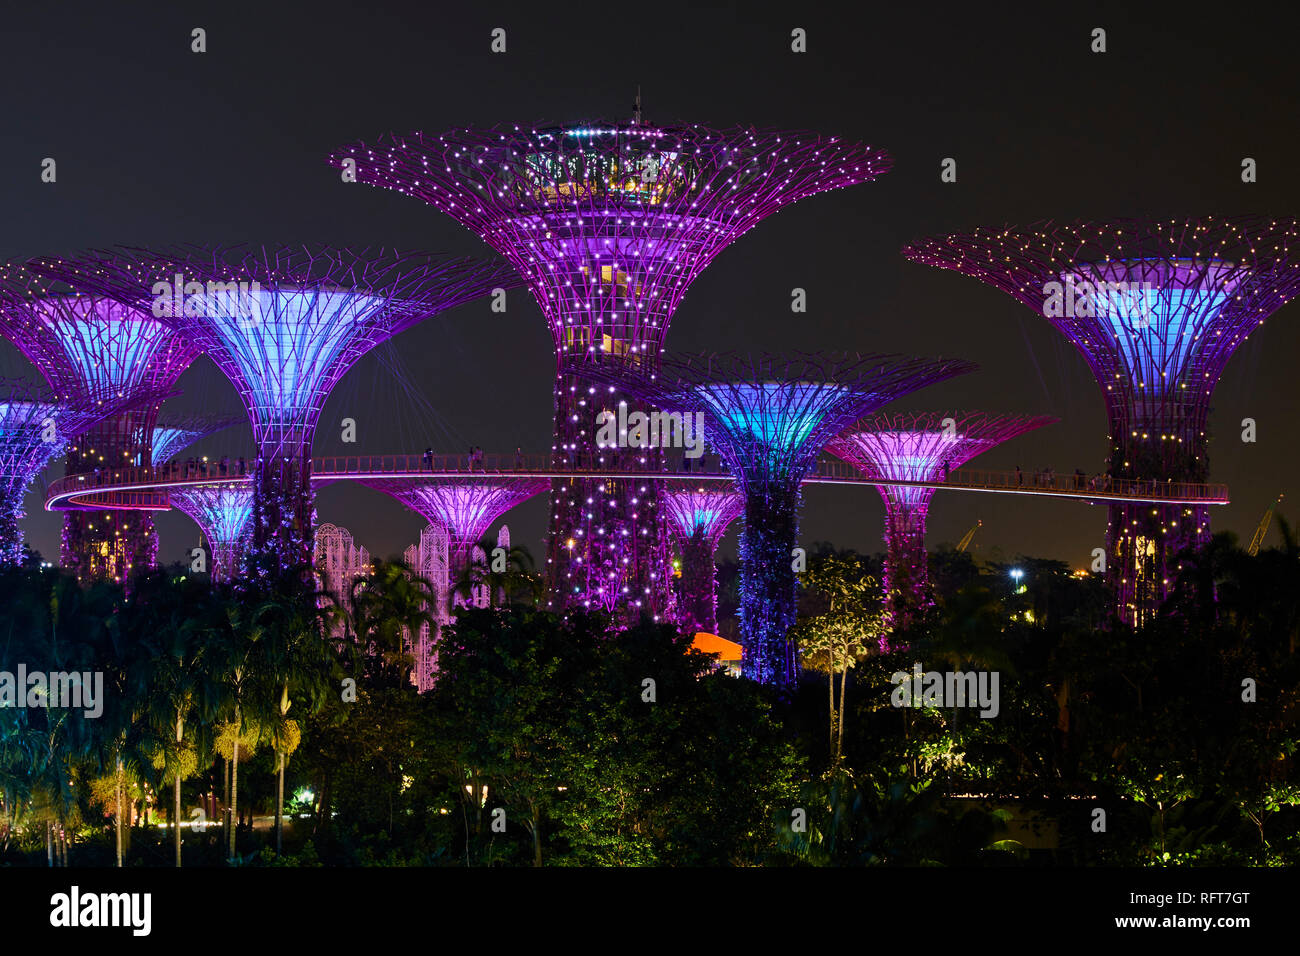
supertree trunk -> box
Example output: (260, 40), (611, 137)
(738, 484), (801, 688)
(882, 505), (932, 633)
(252, 453), (315, 573)
(676, 530), (719, 636)
(0, 486), (24, 565)
(545, 369), (673, 623)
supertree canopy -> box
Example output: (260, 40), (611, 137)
(902, 216), (1300, 624)
(330, 118), (892, 621)
(573, 351), (976, 687)
(0, 378), (129, 565)
(828, 411), (1054, 631)
(0, 264), (198, 582)
(150, 414), (241, 467)
(31, 244), (518, 573)
(168, 484), (254, 582)
(359, 477), (549, 577)
(661, 480), (743, 637)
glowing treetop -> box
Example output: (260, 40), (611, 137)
(902, 216), (1300, 624)
(828, 411), (1054, 627)
(34, 245), (517, 459)
(583, 351), (975, 687)
(360, 477), (549, 570)
(331, 120), (891, 360)
(662, 481), (743, 638)
(151, 415), (241, 468)
(0, 264), (197, 405)
(34, 244), (518, 570)
(169, 484), (255, 582)
(632, 353), (978, 490)
(901, 217), (1300, 475)
(662, 482), (744, 551)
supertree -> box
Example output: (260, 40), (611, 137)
(572, 351), (976, 687)
(0, 265), (198, 582)
(359, 477), (549, 580)
(168, 484), (254, 581)
(0, 378), (135, 565)
(32, 244), (519, 574)
(828, 411), (1055, 632)
(329, 118), (891, 621)
(150, 414), (242, 467)
(902, 216), (1300, 624)
(661, 480), (743, 636)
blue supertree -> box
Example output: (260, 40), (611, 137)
(33, 245), (518, 574)
(572, 351), (975, 688)
(0, 264), (198, 581)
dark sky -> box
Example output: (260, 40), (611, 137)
(5, 1), (1300, 571)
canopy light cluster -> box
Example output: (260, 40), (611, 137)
(828, 411), (1055, 629)
(360, 477), (549, 572)
(661, 480), (744, 637)
(571, 350), (975, 686)
(903, 216), (1300, 624)
(32, 245), (518, 573)
(330, 121), (890, 622)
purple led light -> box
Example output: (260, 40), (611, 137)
(572, 351), (976, 687)
(0, 268), (200, 582)
(30, 245), (518, 573)
(330, 120), (892, 621)
(361, 477), (548, 571)
(829, 411), (1055, 630)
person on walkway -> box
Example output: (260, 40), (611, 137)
(1016, 465), (1023, 487)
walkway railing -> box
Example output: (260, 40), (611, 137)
(44, 451), (1231, 512)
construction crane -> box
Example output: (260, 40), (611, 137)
(1248, 494), (1284, 557)
(955, 519), (982, 553)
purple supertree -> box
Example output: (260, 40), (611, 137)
(902, 216), (1300, 624)
(32, 245), (518, 574)
(330, 119), (891, 621)
(168, 483), (254, 581)
(661, 480), (743, 637)
(360, 477), (548, 578)
(0, 378), (133, 565)
(573, 351), (975, 687)
(828, 411), (1055, 632)
(0, 265), (198, 582)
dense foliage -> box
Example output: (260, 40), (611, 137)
(1, 525), (1296, 866)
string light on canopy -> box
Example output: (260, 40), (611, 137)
(902, 216), (1300, 624)
(828, 411), (1055, 633)
(329, 117), (892, 622)
(572, 351), (976, 688)
(0, 264), (199, 582)
(31, 244), (520, 575)
(661, 480), (744, 637)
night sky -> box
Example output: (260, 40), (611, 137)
(5, 2), (1299, 572)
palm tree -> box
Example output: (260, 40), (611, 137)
(449, 540), (541, 611)
(244, 565), (338, 855)
(349, 559), (434, 686)
(123, 570), (227, 866)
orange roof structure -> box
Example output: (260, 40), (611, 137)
(691, 632), (742, 661)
